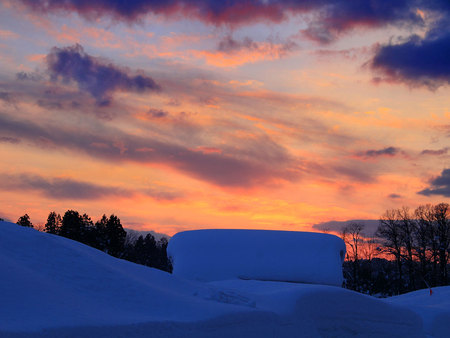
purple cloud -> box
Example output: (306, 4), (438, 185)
(0, 173), (132, 200)
(0, 113), (298, 188)
(312, 219), (380, 236)
(357, 146), (400, 158)
(0, 136), (20, 144)
(46, 44), (160, 105)
(418, 169), (450, 197)
(372, 31), (450, 89)
(19, 1), (429, 43)
(145, 108), (169, 119)
(0, 172), (182, 201)
(421, 148), (449, 156)
(301, 0), (424, 43)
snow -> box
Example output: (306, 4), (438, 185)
(1, 221), (448, 337)
(386, 287), (450, 338)
(168, 229), (346, 286)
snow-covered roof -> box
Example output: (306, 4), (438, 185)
(168, 229), (346, 286)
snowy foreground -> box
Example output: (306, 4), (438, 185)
(1, 221), (449, 338)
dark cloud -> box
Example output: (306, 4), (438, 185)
(143, 188), (182, 201)
(0, 172), (181, 201)
(19, 1), (431, 43)
(46, 44), (160, 105)
(388, 193), (402, 199)
(16, 71), (44, 82)
(0, 136), (20, 144)
(421, 148), (449, 156)
(301, 0), (424, 43)
(331, 164), (375, 182)
(36, 99), (63, 110)
(312, 219), (380, 236)
(418, 169), (450, 197)
(357, 146), (400, 158)
(0, 92), (12, 102)
(0, 173), (132, 200)
(218, 36), (259, 52)
(217, 35), (297, 57)
(145, 108), (169, 119)
(372, 31), (450, 89)
(0, 113), (298, 188)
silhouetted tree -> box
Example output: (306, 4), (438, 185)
(434, 203), (450, 285)
(94, 214), (108, 251)
(17, 214), (33, 228)
(60, 210), (84, 242)
(44, 211), (61, 234)
(414, 204), (435, 285)
(376, 209), (403, 293)
(341, 222), (364, 290)
(397, 207), (416, 290)
(105, 214), (126, 257)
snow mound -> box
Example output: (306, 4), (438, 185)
(386, 286), (450, 338)
(0, 221), (429, 337)
(0, 221), (251, 332)
(168, 229), (346, 286)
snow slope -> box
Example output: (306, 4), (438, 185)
(168, 229), (346, 286)
(386, 287), (450, 338)
(0, 221), (438, 337)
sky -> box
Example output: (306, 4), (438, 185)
(0, 0), (449, 236)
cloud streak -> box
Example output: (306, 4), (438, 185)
(421, 148), (449, 156)
(0, 173), (132, 200)
(0, 113), (298, 188)
(19, 0), (428, 42)
(356, 146), (400, 158)
(46, 44), (160, 105)
(0, 172), (183, 201)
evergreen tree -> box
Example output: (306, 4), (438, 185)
(44, 211), (61, 234)
(60, 210), (83, 242)
(17, 214), (33, 228)
(94, 214), (109, 251)
(105, 215), (126, 257)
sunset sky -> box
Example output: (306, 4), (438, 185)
(0, 0), (449, 235)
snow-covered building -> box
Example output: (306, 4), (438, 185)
(168, 229), (346, 286)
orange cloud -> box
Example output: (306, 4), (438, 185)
(192, 41), (294, 67)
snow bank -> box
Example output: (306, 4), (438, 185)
(0, 221), (428, 337)
(0, 221), (250, 332)
(386, 286), (450, 338)
(168, 229), (346, 286)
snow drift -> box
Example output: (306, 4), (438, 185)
(1, 221), (445, 337)
(168, 229), (346, 286)
(386, 287), (450, 338)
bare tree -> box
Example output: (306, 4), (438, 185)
(414, 204), (435, 283)
(434, 203), (450, 285)
(376, 209), (403, 293)
(397, 207), (416, 290)
(341, 222), (364, 289)
(361, 236), (379, 261)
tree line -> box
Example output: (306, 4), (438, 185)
(15, 211), (172, 272)
(341, 202), (449, 296)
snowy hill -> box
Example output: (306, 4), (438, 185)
(0, 221), (448, 337)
